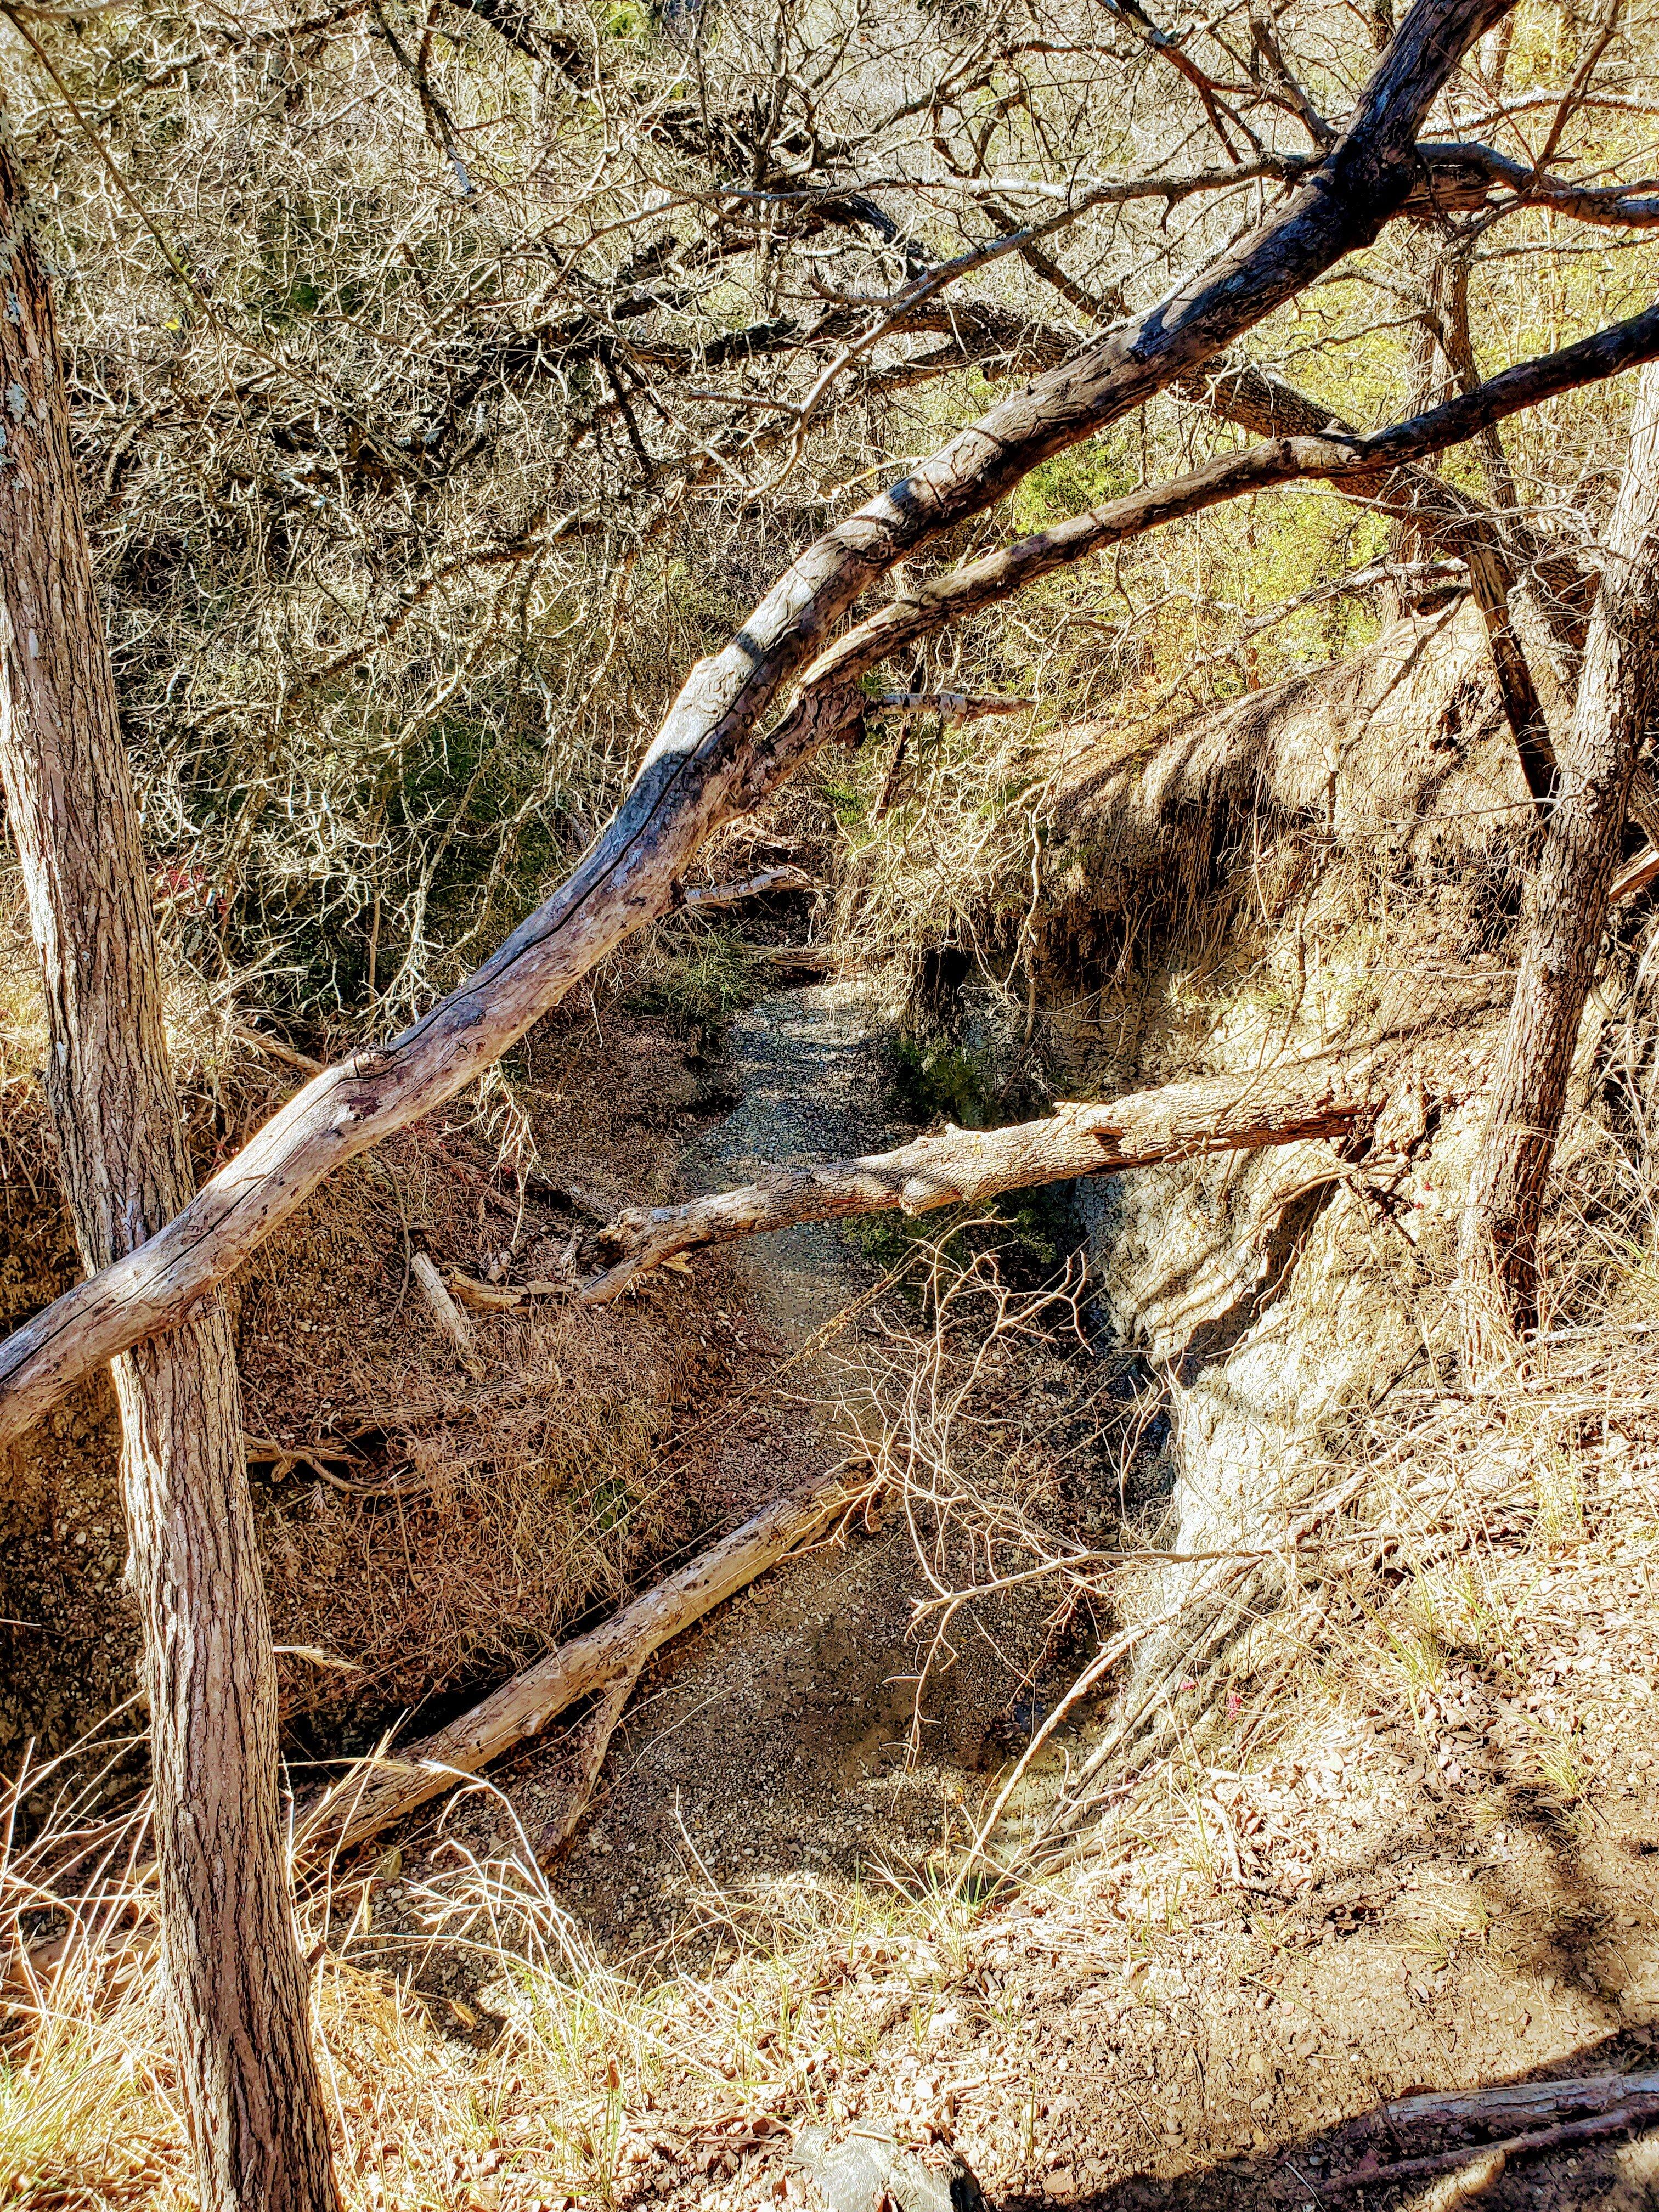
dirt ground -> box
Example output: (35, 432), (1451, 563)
(7, 969), (1659, 2211)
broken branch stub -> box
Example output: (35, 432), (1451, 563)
(410, 1251), (483, 1376)
(580, 1064), (1376, 1301)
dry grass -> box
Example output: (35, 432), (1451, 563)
(0, 1713), (1011, 2211)
(6, 1155), (1659, 2209)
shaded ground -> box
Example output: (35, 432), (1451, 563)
(362, 979), (1659, 2212)
(422, 983), (1066, 1938)
(9, 972), (1659, 2212)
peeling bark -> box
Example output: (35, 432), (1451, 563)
(0, 0), (1521, 1445)
(579, 1065), (1378, 1301)
(1460, 360), (1659, 1370)
(0, 132), (335, 2212)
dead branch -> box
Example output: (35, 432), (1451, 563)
(1417, 138), (1659, 228)
(410, 1252), (482, 1377)
(1610, 843), (1659, 905)
(680, 866), (817, 910)
(1323, 2071), (1659, 2193)
(533, 1657), (645, 1864)
(305, 1464), (866, 1851)
(444, 1267), (570, 1310)
(579, 1062), (1380, 1302)
(798, 301), (1659, 697)
(871, 692), (1033, 719)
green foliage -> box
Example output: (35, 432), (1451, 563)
(1012, 433), (1137, 532)
(887, 1036), (994, 1128)
(625, 928), (766, 1034)
(820, 774), (871, 830)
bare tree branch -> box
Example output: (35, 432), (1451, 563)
(579, 1063), (1381, 1302)
(794, 301), (1659, 697)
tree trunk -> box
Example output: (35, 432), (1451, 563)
(0, 134), (336, 2212)
(1459, 359), (1659, 1374)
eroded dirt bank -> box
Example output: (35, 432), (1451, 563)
(343, 973), (1659, 2212)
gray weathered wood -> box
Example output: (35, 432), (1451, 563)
(580, 1065), (1377, 1301)
(308, 1465), (862, 1849)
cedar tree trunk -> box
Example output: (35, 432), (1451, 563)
(1460, 359), (1659, 1372)
(0, 127), (337, 2212)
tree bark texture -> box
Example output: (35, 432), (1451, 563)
(1460, 359), (1659, 1370)
(580, 1063), (1376, 1300)
(0, 135), (336, 2212)
(0, 0), (1523, 1444)
(797, 302), (1659, 698)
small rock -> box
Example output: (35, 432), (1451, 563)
(793, 2121), (991, 2211)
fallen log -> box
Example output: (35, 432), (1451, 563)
(579, 1063), (1376, 1302)
(1321, 2071), (1659, 2196)
(303, 1464), (865, 1852)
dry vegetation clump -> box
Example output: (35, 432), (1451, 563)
(6, 1256), (1657, 2212)
(225, 985), (782, 1739)
(0, 905), (765, 1764)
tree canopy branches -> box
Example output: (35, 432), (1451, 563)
(2, 0), (1645, 1443)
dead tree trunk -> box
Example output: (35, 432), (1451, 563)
(0, 136), (336, 2212)
(1460, 359), (1659, 1373)
(582, 1064), (1377, 1300)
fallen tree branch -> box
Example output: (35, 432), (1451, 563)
(578, 1063), (1378, 1301)
(533, 1657), (645, 1864)
(0, 0), (1521, 1447)
(303, 1464), (868, 1851)
(870, 691), (1032, 719)
(1322, 2072), (1659, 2194)
(444, 1266), (572, 1311)
(680, 865), (817, 909)
(411, 1251), (482, 1377)
(1379, 2073), (1659, 2130)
